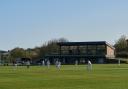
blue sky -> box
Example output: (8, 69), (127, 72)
(0, 0), (128, 50)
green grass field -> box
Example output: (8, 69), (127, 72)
(0, 64), (128, 89)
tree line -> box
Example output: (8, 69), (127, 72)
(2, 38), (68, 63)
(1, 35), (128, 63)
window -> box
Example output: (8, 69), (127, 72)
(79, 46), (87, 54)
(61, 46), (69, 54)
(96, 45), (106, 55)
(87, 45), (97, 55)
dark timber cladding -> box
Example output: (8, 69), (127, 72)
(45, 41), (115, 64)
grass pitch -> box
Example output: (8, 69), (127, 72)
(0, 64), (128, 89)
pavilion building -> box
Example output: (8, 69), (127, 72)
(45, 41), (115, 64)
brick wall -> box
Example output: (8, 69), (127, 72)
(106, 46), (115, 58)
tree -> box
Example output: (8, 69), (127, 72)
(36, 38), (68, 58)
(10, 47), (26, 61)
(114, 35), (128, 58)
(8, 38), (68, 62)
(25, 48), (38, 61)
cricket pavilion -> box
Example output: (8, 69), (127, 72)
(44, 41), (115, 64)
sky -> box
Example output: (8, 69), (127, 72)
(0, 0), (128, 50)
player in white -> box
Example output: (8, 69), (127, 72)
(47, 60), (50, 69)
(42, 60), (45, 66)
(75, 60), (78, 66)
(26, 61), (30, 69)
(14, 61), (18, 70)
(55, 60), (59, 68)
(87, 60), (92, 71)
(57, 61), (61, 70)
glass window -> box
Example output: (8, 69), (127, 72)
(87, 45), (97, 55)
(96, 45), (106, 55)
(79, 46), (87, 54)
(61, 46), (69, 55)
